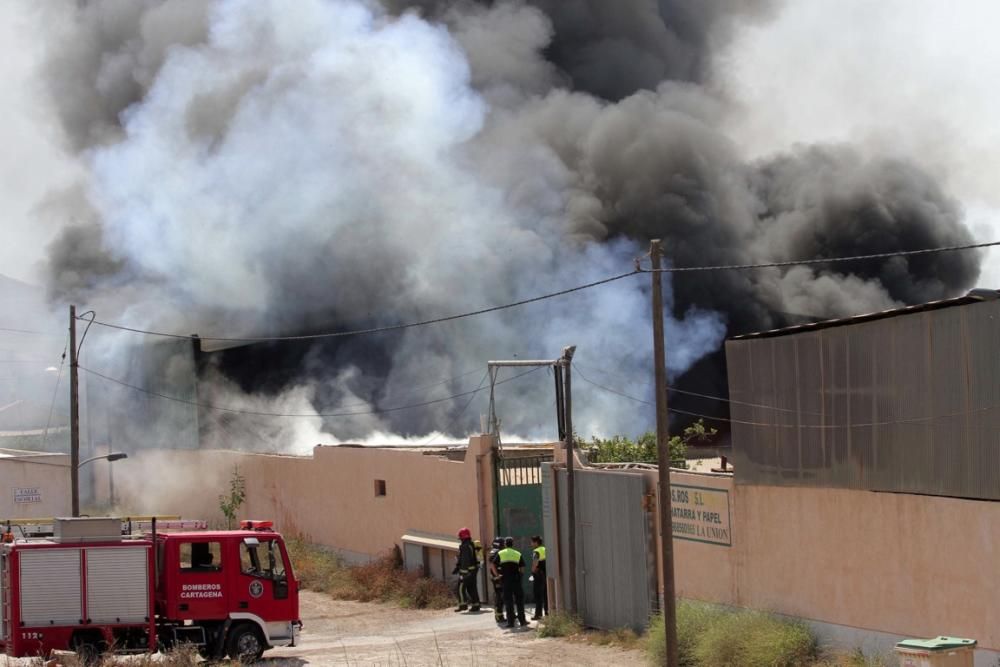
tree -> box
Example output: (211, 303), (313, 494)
(585, 420), (718, 467)
(219, 464), (246, 529)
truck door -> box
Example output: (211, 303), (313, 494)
(174, 540), (227, 619)
(234, 537), (297, 623)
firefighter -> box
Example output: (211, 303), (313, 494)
(452, 527), (481, 612)
(487, 537), (506, 623)
(530, 535), (548, 619)
(497, 536), (528, 628)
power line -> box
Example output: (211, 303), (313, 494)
(420, 370), (491, 446)
(42, 337), (69, 450)
(79, 365), (541, 419)
(574, 363), (1000, 429)
(0, 327), (61, 337)
(82, 240), (998, 343)
(85, 271), (639, 342)
(573, 361), (820, 416)
(637, 240), (1000, 273)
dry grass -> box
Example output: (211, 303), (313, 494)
(648, 602), (818, 667)
(536, 611), (583, 638)
(582, 626), (643, 650)
(287, 538), (453, 609)
(812, 648), (892, 667)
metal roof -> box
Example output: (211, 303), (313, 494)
(731, 289), (999, 340)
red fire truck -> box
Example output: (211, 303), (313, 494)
(0, 517), (300, 660)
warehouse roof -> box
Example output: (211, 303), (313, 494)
(731, 288), (1000, 340)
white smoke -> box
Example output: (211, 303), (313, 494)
(63, 0), (725, 446)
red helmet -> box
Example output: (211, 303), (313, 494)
(458, 527), (471, 540)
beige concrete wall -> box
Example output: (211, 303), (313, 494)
(651, 472), (1000, 652)
(0, 453), (71, 519)
(734, 484), (1000, 651)
(109, 437), (496, 562)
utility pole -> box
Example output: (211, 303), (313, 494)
(69, 305), (80, 518)
(561, 344), (577, 613)
(651, 240), (679, 666)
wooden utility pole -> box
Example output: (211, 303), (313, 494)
(651, 240), (679, 666)
(561, 344), (577, 613)
(69, 305), (80, 517)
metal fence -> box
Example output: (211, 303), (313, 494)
(726, 297), (1000, 500)
(543, 464), (656, 631)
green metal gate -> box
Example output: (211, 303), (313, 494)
(495, 452), (553, 602)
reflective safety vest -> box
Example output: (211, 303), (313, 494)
(533, 545), (546, 561)
(498, 547), (522, 564)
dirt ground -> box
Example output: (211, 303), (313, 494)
(267, 591), (645, 666)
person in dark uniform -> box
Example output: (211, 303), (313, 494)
(530, 535), (547, 619)
(452, 527), (480, 612)
(487, 537), (506, 623)
(497, 537), (528, 628)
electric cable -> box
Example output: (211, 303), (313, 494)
(574, 363), (1000, 429)
(636, 240), (1000, 273)
(572, 361), (821, 416)
(42, 336), (70, 449)
(420, 370), (491, 446)
(79, 240), (1000, 343)
(79, 364), (541, 419)
(84, 271), (639, 342)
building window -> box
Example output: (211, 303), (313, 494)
(375, 479), (387, 496)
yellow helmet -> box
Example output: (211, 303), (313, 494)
(473, 539), (482, 550)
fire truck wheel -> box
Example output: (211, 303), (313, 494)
(226, 623), (265, 662)
(70, 631), (104, 665)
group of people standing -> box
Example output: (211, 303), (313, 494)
(453, 528), (549, 628)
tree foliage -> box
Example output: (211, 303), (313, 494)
(586, 420), (718, 467)
(219, 464), (247, 529)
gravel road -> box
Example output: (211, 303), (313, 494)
(267, 591), (645, 666)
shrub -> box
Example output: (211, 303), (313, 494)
(286, 539), (452, 609)
(647, 603), (818, 667)
(538, 611), (583, 638)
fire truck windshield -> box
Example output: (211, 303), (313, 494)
(240, 538), (286, 580)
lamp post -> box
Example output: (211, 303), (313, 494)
(78, 452), (128, 468)
(74, 452), (127, 513)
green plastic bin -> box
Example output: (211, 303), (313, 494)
(895, 637), (976, 667)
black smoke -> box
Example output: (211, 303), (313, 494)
(29, 0), (980, 444)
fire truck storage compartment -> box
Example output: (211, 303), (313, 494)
(17, 545), (151, 627)
(86, 547), (149, 623)
(19, 549), (82, 626)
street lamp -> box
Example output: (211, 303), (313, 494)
(78, 452), (128, 468)
(74, 452), (128, 514)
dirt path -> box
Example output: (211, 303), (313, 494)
(267, 591), (645, 666)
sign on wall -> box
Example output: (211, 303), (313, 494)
(13, 487), (42, 504)
(670, 484), (731, 546)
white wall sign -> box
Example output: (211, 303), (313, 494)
(13, 487), (42, 504)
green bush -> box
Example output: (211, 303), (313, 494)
(647, 603), (818, 667)
(586, 420), (718, 467)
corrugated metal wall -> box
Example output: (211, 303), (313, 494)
(543, 464), (656, 631)
(726, 299), (1000, 500)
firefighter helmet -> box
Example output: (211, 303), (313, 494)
(458, 527), (472, 540)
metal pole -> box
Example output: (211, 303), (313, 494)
(69, 305), (80, 517)
(562, 345), (577, 613)
(651, 240), (679, 666)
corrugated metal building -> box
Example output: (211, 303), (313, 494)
(725, 290), (1000, 500)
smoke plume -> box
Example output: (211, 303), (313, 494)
(25, 0), (980, 448)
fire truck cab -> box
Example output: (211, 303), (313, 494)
(0, 517), (300, 661)
(155, 521), (300, 659)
